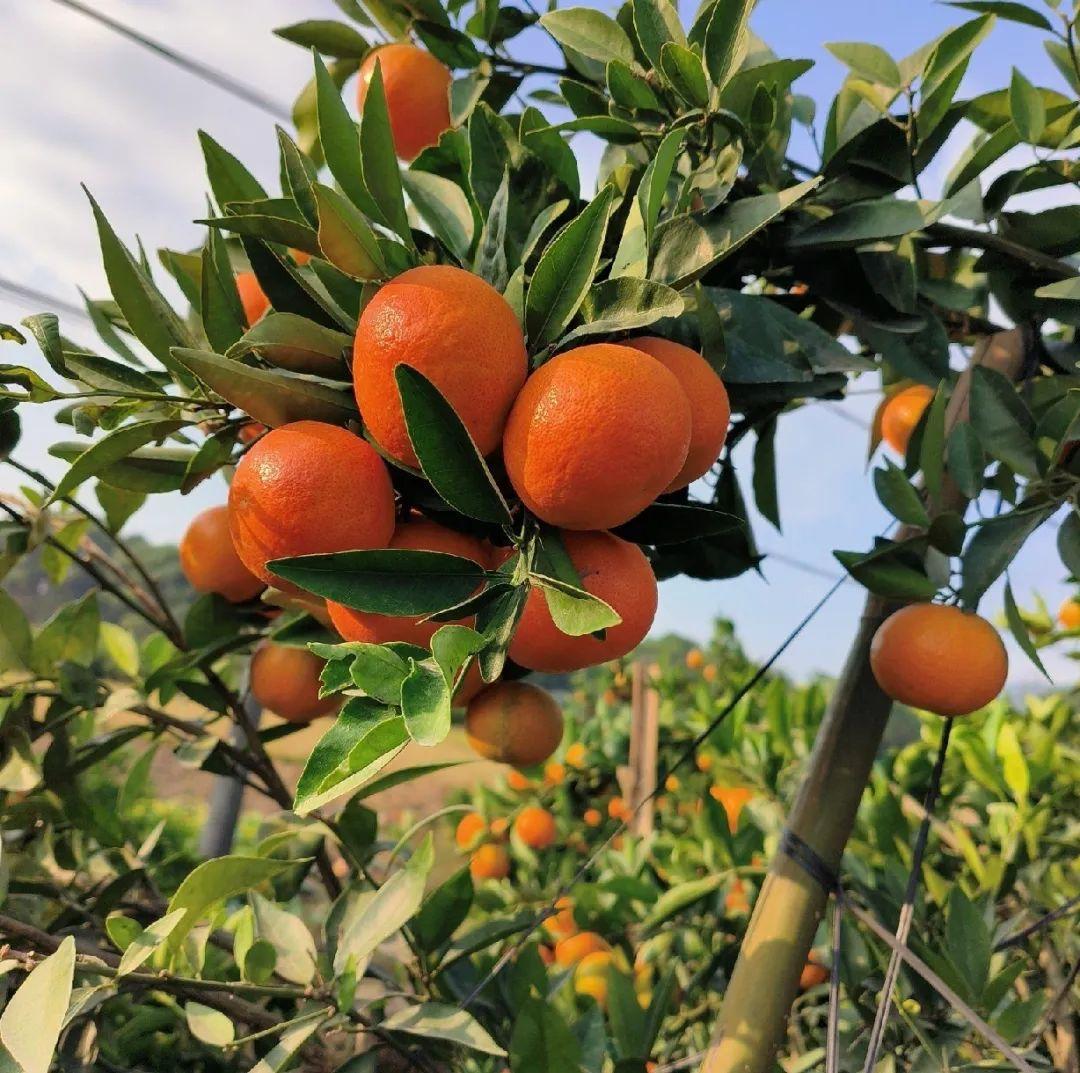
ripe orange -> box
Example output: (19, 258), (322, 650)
(878, 384), (934, 455)
(238, 421), (267, 445)
(179, 505), (264, 603)
(1059, 599), (1080, 629)
(626, 337), (730, 490)
(515, 806), (557, 849)
(250, 643), (338, 723)
(357, 44), (452, 162)
(489, 817), (510, 841)
(554, 931), (609, 967)
(502, 343), (692, 530)
(235, 271), (269, 326)
(543, 897), (577, 940)
(665, 775), (680, 792)
(469, 843), (510, 881)
(353, 265), (527, 467)
(696, 753), (713, 772)
(509, 531), (658, 672)
(711, 786), (753, 833)
(455, 812), (486, 850)
(870, 603), (1008, 717)
(538, 945), (555, 966)
(565, 742), (587, 768)
(327, 515), (489, 649)
(799, 955), (829, 991)
(506, 769), (533, 792)
(725, 879), (750, 915)
(702, 663), (718, 682)
(583, 807), (602, 827)
(464, 681), (564, 767)
(228, 421), (395, 593)
(685, 648), (704, 670)
(574, 950), (615, 1005)
(544, 761), (565, 786)
(608, 797), (631, 822)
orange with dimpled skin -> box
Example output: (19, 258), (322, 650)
(502, 343), (692, 531)
(465, 681), (564, 768)
(353, 265), (527, 468)
(250, 643), (338, 723)
(179, 505), (264, 603)
(878, 384), (934, 455)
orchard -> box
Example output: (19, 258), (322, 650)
(0, 0), (1078, 1071)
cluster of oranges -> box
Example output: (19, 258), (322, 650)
(455, 803), (558, 881)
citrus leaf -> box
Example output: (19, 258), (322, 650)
(116, 909), (187, 976)
(968, 365), (1040, 478)
(825, 42), (902, 88)
(960, 502), (1056, 608)
(274, 19), (371, 57)
(613, 502), (742, 545)
(659, 43), (709, 107)
(312, 183), (387, 280)
(703, 0), (753, 87)
(358, 59), (412, 244)
(198, 131), (267, 208)
(534, 575), (622, 637)
(383, 1004), (505, 1056)
(1003, 580), (1049, 680)
(402, 171), (475, 264)
(227, 312), (351, 378)
(184, 1003), (235, 1048)
(560, 277), (684, 346)
(539, 8), (635, 64)
(0, 937), (75, 1073)
(633, 0), (687, 70)
(250, 892), (318, 985)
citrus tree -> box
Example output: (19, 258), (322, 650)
(1, 0), (1079, 1069)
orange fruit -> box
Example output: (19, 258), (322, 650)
(327, 515), (489, 650)
(583, 807), (602, 827)
(696, 753), (713, 772)
(290, 249), (311, 266)
(469, 843), (510, 881)
(250, 643), (338, 723)
(235, 271), (269, 326)
(665, 775), (680, 792)
(608, 797), (631, 822)
(574, 950), (615, 1005)
(685, 648), (704, 670)
(353, 265), (527, 467)
(544, 761), (565, 786)
(489, 817), (510, 841)
(506, 770), (533, 792)
(465, 681), (564, 767)
(228, 421), (395, 593)
(543, 897), (577, 940)
(554, 931), (609, 967)
(878, 384), (934, 455)
(702, 663), (718, 682)
(870, 604), (1008, 717)
(357, 44), (452, 162)
(799, 955), (829, 991)
(1059, 599), (1080, 629)
(179, 505), (264, 603)
(502, 343), (692, 530)
(725, 879), (750, 915)
(626, 336), (730, 490)
(515, 807), (557, 850)
(711, 786), (753, 832)
(565, 742), (587, 768)
(509, 531), (657, 672)
(455, 812), (486, 850)
(238, 422), (267, 445)
(538, 945), (555, 966)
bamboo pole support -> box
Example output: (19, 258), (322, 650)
(701, 330), (1026, 1073)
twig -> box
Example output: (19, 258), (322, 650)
(924, 222), (1077, 280)
(994, 894), (1080, 951)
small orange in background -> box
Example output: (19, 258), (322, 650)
(877, 384), (934, 455)
(608, 797), (631, 822)
(870, 603), (1008, 717)
(583, 807), (603, 828)
(544, 761), (565, 786)
(455, 812), (486, 850)
(711, 786), (753, 833)
(702, 663), (718, 683)
(574, 950), (615, 1006)
(515, 806), (557, 850)
(554, 931), (609, 967)
(237, 421), (267, 445)
(489, 817), (510, 841)
(353, 264), (527, 468)
(465, 681), (564, 767)
(799, 954), (829, 991)
(696, 753), (714, 773)
(228, 421), (395, 593)
(469, 843), (510, 881)
(1058, 598), (1080, 629)
(250, 642), (339, 724)
(538, 945), (555, 966)
(509, 530), (658, 673)
(357, 44), (452, 162)
(685, 648), (704, 670)
(504, 343), (693, 531)
(626, 336), (730, 491)
(543, 897), (577, 941)
(565, 742), (587, 768)
(725, 878), (750, 915)
(506, 770), (533, 792)
(665, 775), (680, 792)
(235, 271), (269, 326)
(179, 505), (264, 603)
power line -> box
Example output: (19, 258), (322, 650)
(761, 547), (844, 582)
(48, 0), (291, 122)
(0, 276), (92, 324)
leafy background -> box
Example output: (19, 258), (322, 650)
(2, 0), (1076, 683)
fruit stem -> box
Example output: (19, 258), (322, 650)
(699, 329), (1026, 1073)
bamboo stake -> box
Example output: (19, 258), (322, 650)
(700, 330), (1027, 1073)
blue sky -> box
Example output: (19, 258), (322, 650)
(1, 0), (1075, 684)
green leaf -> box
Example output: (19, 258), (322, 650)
(946, 423), (985, 499)
(400, 659), (452, 745)
(509, 1001), (581, 1073)
(31, 593), (100, 675)
(946, 122), (1022, 196)
(834, 543), (939, 601)
(413, 868), (473, 951)
(0, 936), (75, 1073)
(874, 459), (930, 527)
(539, 8), (635, 65)
(201, 236), (246, 354)
(633, 0), (687, 70)
(789, 196), (929, 249)
(416, 21), (483, 67)
(1035, 276), (1080, 301)
(1003, 581), (1049, 681)
(248, 1018), (325, 1073)
(639, 128), (687, 247)
(170, 348), (356, 427)
(922, 15), (996, 99)
(228, 312), (351, 378)
(85, 191), (195, 373)
(199, 213), (320, 255)
(534, 576), (621, 637)
(752, 418), (780, 531)
(277, 128), (318, 226)
(919, 384), (948, 502)
(274, 19), (371, 57)
(100, 622), (139, 677)
(403, 171), (475, 264)
(312, 183), (387, 280)
(384, 1003), (505, 1056)
(614, 502), (740, 545)
(250, 891), (318, 984)
(651, 179), (820, 287)
(1057, 509), (1080, 579)
(659, 43), (709, 108)
(351, 761), (465, 802)
(944, 1), (1050, 30)
(643, 874), (724, 931)
(0, 590), (32, 673)
(198, 131), (267, 209)
(960, 503), (1056, 608)
(269, 549), (488, 614)
(1009, 67), (1046, 142)
(526, 186), (614, 348)
(946, 887), (991, 998)
(242, 237), (354, 330)
(184, 1003), (235, 1048)
(358, 59), (412, 244)
(48, 420), (184, 505)
(825, 42), (902, 88)
(294, 699), (408, 814)
(608, 60), (662, 111)
(334, 836), (434, 973)
(560, 277), (684, 347)
(968, 365), (1040, 478)
(703, 0), (754, 87)
(395, 365), (512, 524)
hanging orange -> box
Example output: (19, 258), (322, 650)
(250, 643), (338, 723)
(179, 505), (264, 603)
(877, 384), (934, 455)
(464, 681), (564, 767)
